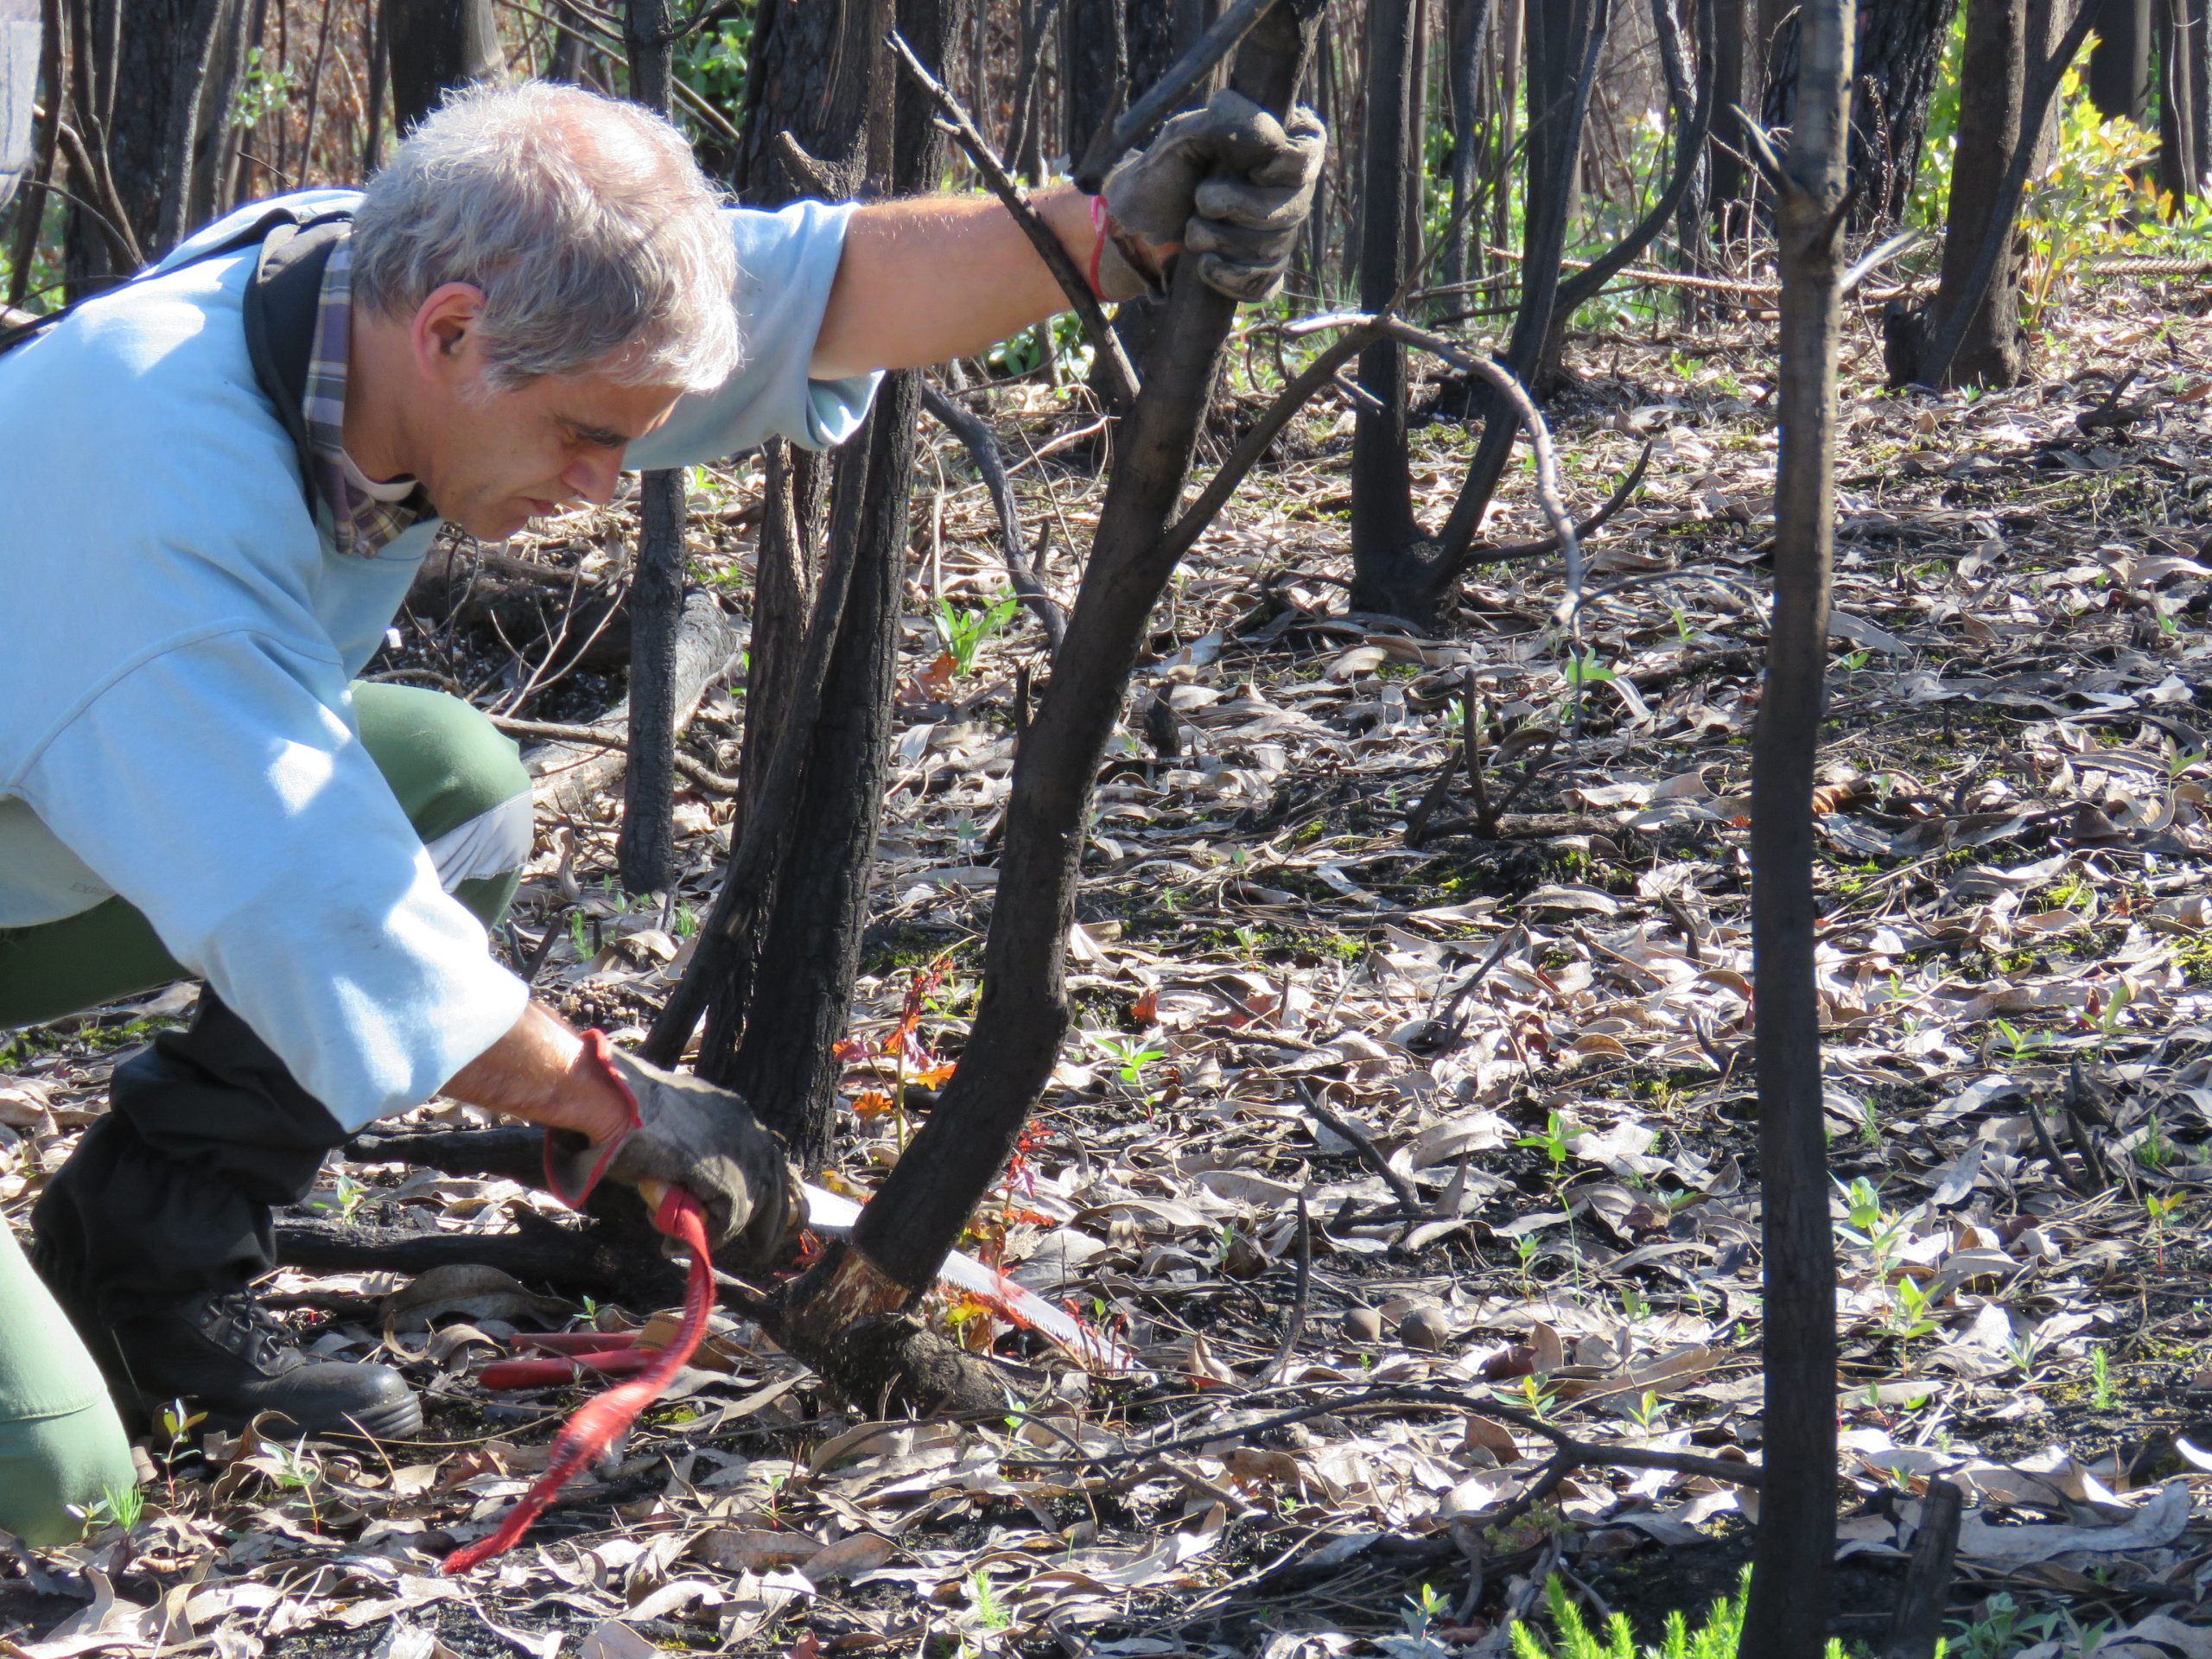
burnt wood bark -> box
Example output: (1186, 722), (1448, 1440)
(382, 0), (505, 133)
(2156, 0), (2207, 200)
(1926, 0), (2031, 383)
(1063, 0), (1125, 161)
(615, 0), (687, 895)
(1542, 0), (1714, 372)
(1764, 0), (1961, 227)
(4, 0), (60, 308)
(657, 0), (880, 1142)
(772, 0), (1321, 1375)
(616, 474), (690, 892)
(700, 388), (918, 1166)
(1346, 0), (1611, 626)
(1743, 2), (1850, 1651)
(1904, 0), (2099, 386)
(659, 0), (947, 1180)
(732, 0), (879, 201)
(1710, 0), (1751, 228)
(1126, 0), (1177, 90)
(2088, 0), (2152, 115)
(62, 0), (249, 284)
(1438, 0), (1495, 298)
(1347, 0), (1421, 582)
(1882, 1480), (1965, 1659)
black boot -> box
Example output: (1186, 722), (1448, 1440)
(33, 990), (423, 1440)
(105, 1289), (422, 1439)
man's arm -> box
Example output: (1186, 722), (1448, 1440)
(807, 94), (1325, 379)
(442, 1001), (634, 1141)
(809, 187), (1111, 380)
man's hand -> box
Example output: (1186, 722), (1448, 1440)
(1097, 92), (1326, 303)
(542, 1034), (806, 1265)
(808, 96), (1324, 378)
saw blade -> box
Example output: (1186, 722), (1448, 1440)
(799, 1181), (1144, 1377)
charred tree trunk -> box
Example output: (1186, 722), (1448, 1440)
(1710, 0), (1751, 232)
(658, 0), (888, 1160)
(1343, 0), (1606, 625)
(733, 0), (879, 200)
(766, 0), (1321, 1413)
(382, 0), (505, 132)
(62, 0), (249, 283)
(705, 0), (948, 1160)
(1439, 0), (1494, 298)
(1348, 0), (1640, 627)
(615, 0), (689, 896)
(1767, 0), (1960, 226)
(1898, 0), (2098, 386)
(548, 0), (589, 81)
(1743, 3), (1850, 1651)
(1063, 0), (1125, 161)
(1932, 0), (2029, 382)
(2156, 0), (2207, 200)
(1346, 0), (1421, 608)
(702, 385), (919, 1168)
(2088, 0), (2152, 117)
(1541, 0), (1713, 376)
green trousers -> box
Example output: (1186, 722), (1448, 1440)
(0, 1223), (137, 1544)
(0, 683), (529, 1543)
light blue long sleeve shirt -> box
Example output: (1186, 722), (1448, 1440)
(0, 190), (878, 1129)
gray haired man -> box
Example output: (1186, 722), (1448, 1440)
(0, 77), (1322, 1507)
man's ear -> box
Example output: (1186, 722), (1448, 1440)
(410, 282), (487, 378)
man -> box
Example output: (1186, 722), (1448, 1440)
(0, 79), (1322, 1542)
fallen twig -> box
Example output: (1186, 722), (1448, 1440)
(493, 715), (742, 793)
(1300, 1082), (1422, 1219)
(1265, 1192), (1312, 1384)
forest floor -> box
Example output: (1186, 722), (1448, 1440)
(12, 274), (2212, 1659)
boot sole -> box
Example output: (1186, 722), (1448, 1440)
(130, 1386), (425, 1444)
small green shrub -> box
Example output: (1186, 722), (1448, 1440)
(1507, 1568), (1866, 1659)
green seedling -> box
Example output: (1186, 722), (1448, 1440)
(1992, 1018), (2050, 1065)
(969, 1569), (1012, 1630)
(1887, 1275), (1938, 1345)
(1517, 1110), (1575, 1174)
(2091, 1344), (2116, 1408)
(2147, 1192), (2183, 1270)
(1509, 1565), (1853, 1658)
(71, 1482), (145, 1536)
(933, 590), (1022, 677)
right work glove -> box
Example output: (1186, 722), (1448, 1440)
(543, 1031), (807, 1268)
(1098, 90), (1327, 304)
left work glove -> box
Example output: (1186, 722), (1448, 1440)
(1097, 90), (1326, 304)
(543, 1032), (807, 1268)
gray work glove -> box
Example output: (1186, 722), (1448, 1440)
(1098, 91), (1326, 304)
(543, 1033), (807, 1268)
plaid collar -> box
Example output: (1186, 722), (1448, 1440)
(302, 233), (433, 557)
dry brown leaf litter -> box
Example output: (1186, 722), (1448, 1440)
(11, 283), (2212, 1656)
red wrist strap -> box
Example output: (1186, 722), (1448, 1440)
(442, 1187), (715, 1573)
(1086, 194), (1109, 300)
(539, 1028), (644, 1209)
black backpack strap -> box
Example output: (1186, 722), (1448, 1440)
(0, 202), (349, 368)
(241, 215), (350, 506)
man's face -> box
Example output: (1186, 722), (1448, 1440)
(414, 361), (687, 543)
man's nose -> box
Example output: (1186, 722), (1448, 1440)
(563, 450), (624, 505)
